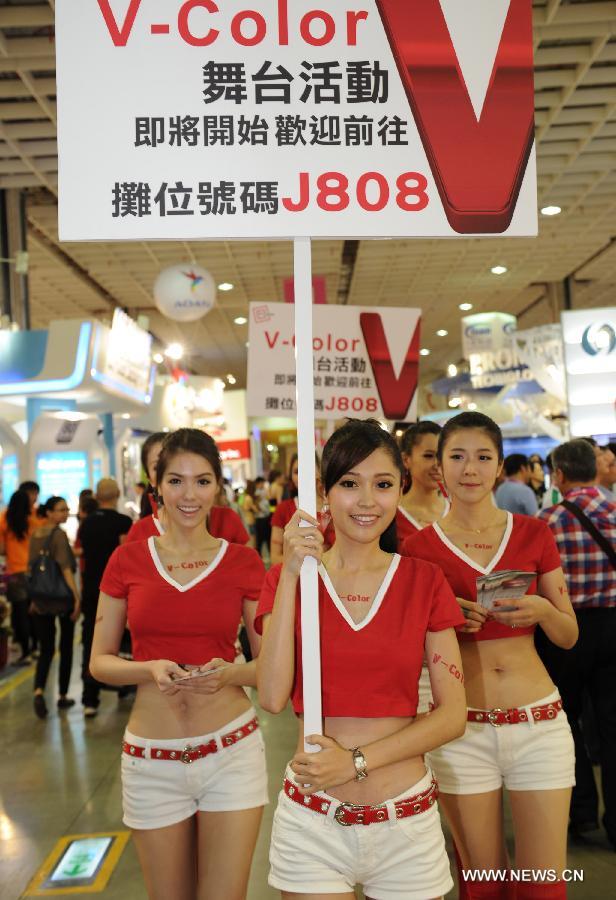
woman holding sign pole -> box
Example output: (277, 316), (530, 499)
(404, 413), (577, 899)
(90, 429), (267, 900)
(257, 419), (467, 900)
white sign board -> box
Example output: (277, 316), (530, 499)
(562, 308), (616, 437)
(56, 0), (537, 240)
(247, 302), (421, 421)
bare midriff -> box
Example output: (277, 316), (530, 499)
(127, 682), (253, 739)
(296, 715), (425, 806)
(461, 633), (555, 710)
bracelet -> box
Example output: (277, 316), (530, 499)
(351, 747), (368, 780)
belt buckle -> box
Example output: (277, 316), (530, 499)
(180, 745), (194, 764)
(334, 801), (360, 826)
(487, 708), (506, 727)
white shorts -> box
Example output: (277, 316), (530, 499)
(427, 690), (575, 795)
(121, 708), (268, 830)
(269, 767), (453, 900)
(417, 663), (433, 715)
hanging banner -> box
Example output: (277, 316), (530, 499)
(562, 308), (616, 436)
(247, 302), (421, 421)
(56, 0), (537, 240)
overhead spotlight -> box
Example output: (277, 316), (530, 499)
(447, 364), (458, 377)
(227, 374), (237, 385)
(121, 413), (131, 420)
(165, 343), (184, 360)
(153, 352), (164, 364)
(540, 205), (561, 217)
(448, 397), (462, 408)
(419, 348), (431, 357)
(234, 316), (248, 325)
(459, 302), (473, 311)
(491, 265), (508, 276)
(437, 329), (448, 337)
(218, 282), (234, 291)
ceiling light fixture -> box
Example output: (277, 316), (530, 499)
(447, 364), (458, 377)
(459, 302), (473, 311)
(227, 374), (237, 385)
(540, 205), (561, 217)
(419, 348), (430, 357)
(436, 329), (448, 337)
(153, 352), (164, 364)
(491, 265), (508, 276)
(234, 316), (248, 325)
(165, 342), (184, 361)
(218, 282), (234, 291)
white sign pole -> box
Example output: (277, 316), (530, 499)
(293, 237), (322, 751)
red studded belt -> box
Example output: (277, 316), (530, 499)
(283, 777), (438, 826)
(122, 716), (259, 764)
(467, 699), (563, 727)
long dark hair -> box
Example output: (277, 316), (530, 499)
(322, 419), (404, 553)
(399, 421), (442, 492)
(438, 412), (504, 462)
(6, 490), (31, 540)
(155, 428), (222, 494)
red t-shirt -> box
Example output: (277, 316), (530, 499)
(125, 506), (249, 545)
(255, 555), (464, 717)
(396, 500), (450, 553)
(100, 538), (264, 664)
(403, 513), (563, 643)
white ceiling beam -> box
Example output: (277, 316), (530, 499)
(0, 7), (55, 28)
(0, 77), (56, 99)
(0, 55), (56, 73)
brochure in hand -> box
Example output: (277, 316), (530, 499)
(476, 570), (536, 613)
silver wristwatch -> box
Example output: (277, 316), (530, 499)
(351, 747), (368, 780)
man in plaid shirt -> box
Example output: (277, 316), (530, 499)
(537, 439), (616, 849)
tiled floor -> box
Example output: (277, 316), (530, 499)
(0, 652), (614, 900)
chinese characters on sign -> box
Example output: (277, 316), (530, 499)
(56, 0), (537, 240)
(247, 303), (421, 421)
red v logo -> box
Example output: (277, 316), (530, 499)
(97, 0), (142, 46)
(377, 0), (535, 234)
(360, 313), (420, 421)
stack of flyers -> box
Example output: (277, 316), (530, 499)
(476, 570), (536, 613)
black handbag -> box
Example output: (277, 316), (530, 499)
(27, 527), (74, 616)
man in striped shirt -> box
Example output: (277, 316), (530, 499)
(537, 439), (616, 849)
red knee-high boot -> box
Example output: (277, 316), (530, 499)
(466, 880), (510, 900)
(514, 882), (566, 900)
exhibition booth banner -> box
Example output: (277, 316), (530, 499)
(56, 0), (537, 239)
(246, 302), (421, 421)
(562, 307), (616, 436)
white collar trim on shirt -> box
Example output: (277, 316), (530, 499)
(152, 516), (165, 535)
(432, 511), (513, 576)
(147, 535), (228, 592)
(318, 554), (401, 632)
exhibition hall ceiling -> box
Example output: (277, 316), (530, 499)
(0, 0), (615, 386)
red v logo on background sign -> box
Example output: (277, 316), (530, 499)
(360, 313), (420, 421)
(377, 0), (535, 234)
(97, 0), (142, 46)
